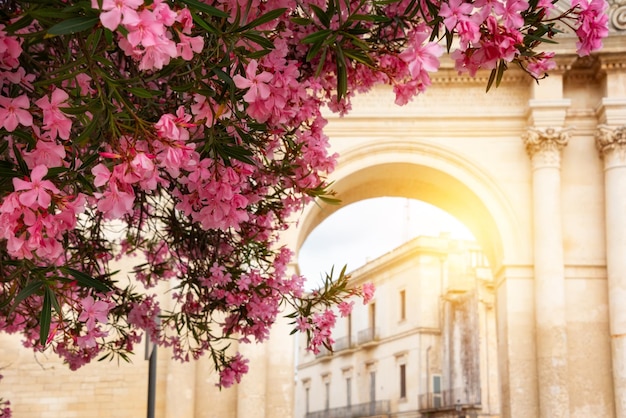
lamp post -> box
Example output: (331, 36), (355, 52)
(455, 400), (464, 418)
(146, 335), (157, 418)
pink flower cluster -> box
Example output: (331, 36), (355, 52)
(0, 0), (608, 392)
(92, 0), (203, 71)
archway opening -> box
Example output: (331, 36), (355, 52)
(293, 161), (506, 418)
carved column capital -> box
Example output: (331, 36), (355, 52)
(596, 125), (626, 167)
(608, 0), (626, 31)
(522, 127), (571, 168)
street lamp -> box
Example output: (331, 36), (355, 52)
(455, 400), (464, 418)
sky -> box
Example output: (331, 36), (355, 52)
(298, 197), (475, 289)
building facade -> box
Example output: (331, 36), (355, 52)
(295, 235), (500, 418)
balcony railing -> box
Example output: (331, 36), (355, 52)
(305, 400), (390, 418)
(333, 336), (354, 351)
(357, 327), (379, 345)
(314, 346), (332, 359)
(418, 389), (481, 412)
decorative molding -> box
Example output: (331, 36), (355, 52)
(596, 125), (626, 165)
(609, 0), (626, 31)
(522, 127), (571, 167)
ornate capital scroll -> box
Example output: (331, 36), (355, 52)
(609, 0), (626, 31)
(522, 127), (571, 168)
(596, 125), (626, 167)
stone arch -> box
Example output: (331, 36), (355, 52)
(293, 139), (523, 271)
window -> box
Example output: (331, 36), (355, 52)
(370, 371), (376, 403)
(432, 375), (442, 408)
(399, 290), (406, 321)
(305, 387), (310, 413)
(346, 377), (352, 407)
(369, 302), (376, 331)
(399, 364), (407, 399)
(325, 382), (330, 410)
(347, 313), (352, 347)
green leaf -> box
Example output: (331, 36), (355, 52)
(13, 144), (29, 176)
(60, 105), (90, 115)
(127, 87), (163, 98)
(335, 45), (348, 99)
(342, 48), (374, 67)
(0, 161), (20, 178)
(495, 60), (507, 88)
(310, 4), (331, 28)
(45, 167), (68, 179)
(192, 12), (220, 33)
(347, 14), (391, 23)
(301, 29), (333, 45)
(290, 17), (311, 25)
(180, 0), (229, 18)
(45, 286), (62, 317)
(9, 280), (44, 316)
(47, 17), (99, 36)
(61, 267), (112, 293)
(306, 40), (326, 62)
(238, 8), (286, 31)
(40, 289), (52, 345)
(486, 67), (497, 92)
(241, 31), (276, 50)
(216, 145), (257, 166)
(318, 194), (342, 205)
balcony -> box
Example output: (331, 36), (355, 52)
(305, 400), (390, 418)
(314, 346), (332, 359)
(357, 327), (379, 346)
(333, 336), (355, 352)
(418, 389), (481, 415)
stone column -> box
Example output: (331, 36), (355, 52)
(523, 127), (571, 418)
(597, 125), (626, 417)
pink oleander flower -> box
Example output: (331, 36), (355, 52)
(0, 95), (32, 132)
(399, 31), (444, 79)
(78, 296), (112, 330)
(92, 0), (143, 31)
(526, 52), (556, 78)
(362, 282), (375, 304)
(337, 300), (354, 317)
(573, 0), (609, 56)
(95, 182), (135, 219)
(233, 60), (273, 103)
(439, 0), (473, 31)
(35, 89), (73, 140)
(219, 353), (249, 388)
(12, 165), (60, 209)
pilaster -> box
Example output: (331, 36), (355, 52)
(596, 125), (626, 418)
(522, 126), (571, 418)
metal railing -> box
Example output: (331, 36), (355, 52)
(306, 400), (390, 418)
(357, 327), (379, 345)
(333, 336), (354, 351)
(418, 389), (481, 411)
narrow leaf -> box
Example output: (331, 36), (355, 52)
(180, 0), (229, 18)
(61, 267), (112, 293)
(39, 290), (52, 345)
(238, 8), (286, 31)
(48, 17), (99, 36)
(301, 29), (333, 45)
(9, 281), (44, 315)
(486, 67), (497, 92)
(310, 4), (331, 28)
